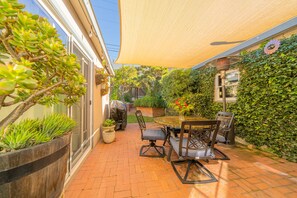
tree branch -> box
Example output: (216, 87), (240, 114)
(0, 81), (63, 128)
(17, 52), (29, 59)
(24, 81), (63, 104)
(0, 36), (20, 61)
(0, 103), (26, 128)
(3, 99), (18, 107)
(0, 95), (6, 110)
(48, 72), (57, 81)
(29, 55), (47, 62)
(8, 94), (17, 99)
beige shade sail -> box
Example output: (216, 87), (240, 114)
(116, 0), (297, 68)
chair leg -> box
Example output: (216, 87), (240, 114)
(213, 148), (230, 160)
(140, 142), (165, 158)
(167, 145), (173, 161)
(171, 159), (217, 184)
(183, 160), (192, 181)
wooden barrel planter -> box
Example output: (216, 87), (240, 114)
(0, 133), (71, 198)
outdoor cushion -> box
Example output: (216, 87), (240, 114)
(216, 134), (226, 142)
(170, 136), (215, 158)
(143, 129), (166, 140)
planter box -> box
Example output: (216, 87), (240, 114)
(136, 107), (165, 117)
(0, 133), (71, 198)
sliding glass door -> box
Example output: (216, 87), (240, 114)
(71, 43), (91, 166)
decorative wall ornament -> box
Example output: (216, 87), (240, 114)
(264, 39), (280, 54)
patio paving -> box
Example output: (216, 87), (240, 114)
(65, 123), (297, 198)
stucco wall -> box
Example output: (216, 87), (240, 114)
(93, 68), (103, 146)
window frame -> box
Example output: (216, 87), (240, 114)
(214, 69), (240, 103)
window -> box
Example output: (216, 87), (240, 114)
(19, 0), (69, 113)
(19, 0), (69, 46)
(214, 69), (240, 102)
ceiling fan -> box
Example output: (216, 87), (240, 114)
(210, 40), (245, 45)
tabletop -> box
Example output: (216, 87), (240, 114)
(154, 116), (208, 128)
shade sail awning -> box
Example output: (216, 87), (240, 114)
(116, 0), (297, 68)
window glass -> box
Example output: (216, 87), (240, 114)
(19, 0), (68, 46)
(215, 70), (239, 101)
(19, 0), (68, 114)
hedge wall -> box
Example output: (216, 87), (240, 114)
(235, 35), (297, 162)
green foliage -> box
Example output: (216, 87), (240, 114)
(111, 66), (138, 100)
(0, 114), (75, 152)
(136, 65), (168, 96)
(235, 35), (297, 162)
(0, 119), (38, 150)
(0, 0), (86, 128)
(39, 114), (76, 138)
(134, 95), (166, 108)
(123, 92), (133, 103)
(161, 69), (191, 102)
(187, 68), (223, 118)
(103, 119), (115, 127)
(161, 68), (221, 118)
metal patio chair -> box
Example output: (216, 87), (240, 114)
(167, 120), (221, 184)
(135, 110), (167, 157)
(213, 111), (234, 160)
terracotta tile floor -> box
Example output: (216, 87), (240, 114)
(65, 123), (297, 198)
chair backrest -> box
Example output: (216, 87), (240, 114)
(179, 120), (221, 158)
(135, 110), (146, 137)
(215, 111), (234, 137)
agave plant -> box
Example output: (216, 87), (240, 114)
(0, 0), (86, 129)
(0, 114), (75, 152)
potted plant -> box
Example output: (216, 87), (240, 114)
(0, 1), (85, 197)
(134, 95), (166, 117)
(95, 68), (109, 86)
(102, 119), (116, 143)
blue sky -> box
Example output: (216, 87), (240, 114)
(91, 0), (120, 62)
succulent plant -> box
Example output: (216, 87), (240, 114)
(0, 0), (86, 128)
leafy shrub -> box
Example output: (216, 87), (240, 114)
(161, 69), (191, 103)
(123, 92), (133, 103)
(161, 67), (222, 118)
(0, 114), (75, 152)
(134, 95), (166, 108)
(0, 0), (85, 128)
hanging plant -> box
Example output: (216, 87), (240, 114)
(264, 39), (280, 54)
(95, 68), (109, 85)
(101, 82), (109, 96)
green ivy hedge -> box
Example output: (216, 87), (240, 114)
(235, 35), (297, 162)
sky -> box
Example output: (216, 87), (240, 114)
(90, 0), (120, 64)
